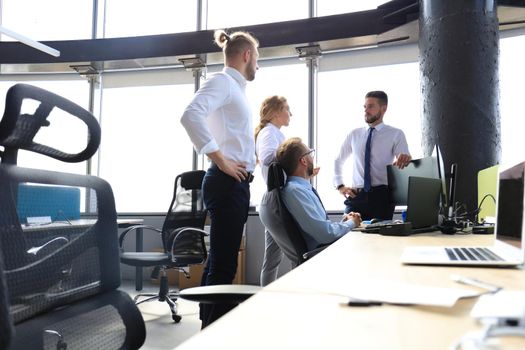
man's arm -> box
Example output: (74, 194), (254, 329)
(283, 182), (357, 246)
(180, 74), (229, 154)
(392, 129), (411, 169)
(333, 133), (353, 189)
(334, 132), (358, 197)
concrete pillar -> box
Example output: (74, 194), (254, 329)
(420, 0), (500, 213)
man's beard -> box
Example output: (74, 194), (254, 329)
(307, 161), (314, 177)
(365, 111), (381, 124)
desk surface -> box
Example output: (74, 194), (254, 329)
(176, 232), (525, 350)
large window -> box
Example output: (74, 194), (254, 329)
(317, 0), (387, 16)
(206, 0), (308, 28)
(103, 0), (197, 37)
(1, 0), (93, 40)
(98, 71), (195, 212)
(1, 0), (525, 215)
(317, 54), (421, 211)
(499, 33), (525, 167)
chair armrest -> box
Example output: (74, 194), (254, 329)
(118, 224), (162, 248)
(302, 245), (328, 261)
(169, 227), (209, 255)
(169, 227), (208, 251)
(178, 284), (262, 304)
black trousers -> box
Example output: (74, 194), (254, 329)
(343, 185), (394, 221)
(199, 165), (250, 328)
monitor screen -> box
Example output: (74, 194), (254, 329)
(434, 145), (449, 209)
(387, 156), (440, 206)
(495, 161), (525, 249)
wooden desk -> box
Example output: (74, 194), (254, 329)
(176, 232), (525, 350)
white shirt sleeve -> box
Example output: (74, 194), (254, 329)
(180, 74), (230, 154)
(333, 132), (354, 188)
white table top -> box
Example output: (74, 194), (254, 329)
(176, 232), (525, 350)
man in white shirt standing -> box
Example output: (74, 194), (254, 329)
(333, 91), (411, 220)
(180, 29), (259, 328)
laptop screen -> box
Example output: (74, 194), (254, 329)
(495, 161), (525, 249)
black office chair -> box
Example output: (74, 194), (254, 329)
(259, 162), (326, 269)
(119, 170), (208, 323)
(0, 83), (146, 350)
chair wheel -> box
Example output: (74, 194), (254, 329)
(172, 314), (182, 323)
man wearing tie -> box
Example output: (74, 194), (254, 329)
(276, 137), (362, 250)
(333, 91), (411, 220)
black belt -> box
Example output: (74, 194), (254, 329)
(210, 163), (254, 183)
(354, 185), (388, 193)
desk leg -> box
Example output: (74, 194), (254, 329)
(135, 227), (143, 291)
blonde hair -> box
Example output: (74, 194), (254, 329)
(254, 96), (287, 141)
(214, 29), (259, 59)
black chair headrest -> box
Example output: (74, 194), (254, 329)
(267, 162), (286, 191)
(180, 170), (206, 190)
(0, 83), (101, 163)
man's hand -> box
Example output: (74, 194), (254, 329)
(338, 186), (358, 199)
(309, 167), (320, 179)
(207, 151), (248, 182)
(342, 211), (362, 226)
(393, 153), (412, 169)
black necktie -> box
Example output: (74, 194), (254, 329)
(364, 127), (375, 192)
(312, 187), (329, 220)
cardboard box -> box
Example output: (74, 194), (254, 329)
(177, 249), (245, 289)
(150, 266), (180, 286)
(178, 263), (205, 290)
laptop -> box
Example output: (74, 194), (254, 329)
(401, 161), (525, 266)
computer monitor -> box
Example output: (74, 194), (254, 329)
(477, 164), (498, 221)
(387, 156), (440, 206)
(434, 144), (449, 210)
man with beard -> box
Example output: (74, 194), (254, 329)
(333, 91), (411, 220)
(276, 137), (362, 250)
(181, 29), (259, 328)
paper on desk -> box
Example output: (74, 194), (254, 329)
(312, 279), (480, 307)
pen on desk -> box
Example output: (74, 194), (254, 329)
(450, 274), (502, 293)
(347, 299), (383, 307)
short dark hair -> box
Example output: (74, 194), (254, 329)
(365, 91), (388, 106)
(276, 137), (308, 176)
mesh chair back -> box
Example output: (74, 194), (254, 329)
(259, 162), (310, 267)
(0, 165), (120, 325)
(162, 170), (207, 251)
(0, 249), (14, 350)
(0, 83), (145, 349)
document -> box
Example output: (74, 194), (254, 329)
(308, 278), (481, 307)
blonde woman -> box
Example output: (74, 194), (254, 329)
(255, 95), (291, 286)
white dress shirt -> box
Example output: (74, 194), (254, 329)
(333, 122), (409, 188)
(180, 67), (256, 171)
(256, 123), (285, 184)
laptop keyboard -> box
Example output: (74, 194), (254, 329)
(445, 247), (503, 261)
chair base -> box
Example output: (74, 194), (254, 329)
(134, 274), (182, 323)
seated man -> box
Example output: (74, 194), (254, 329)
(276, 137), (362, 250)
